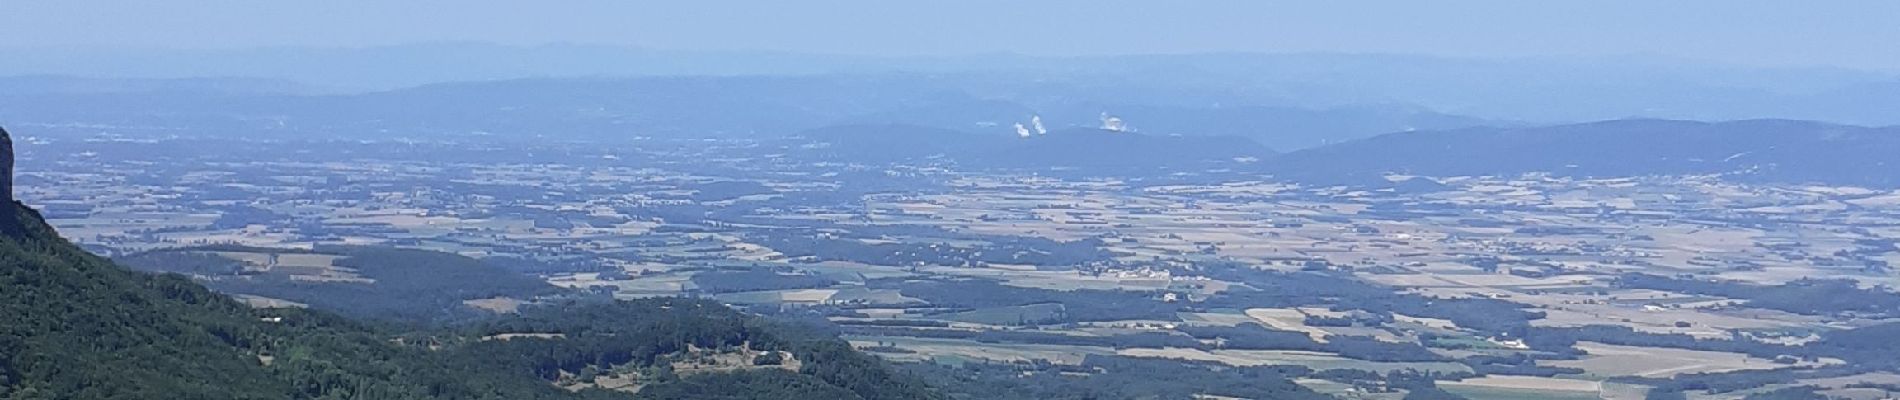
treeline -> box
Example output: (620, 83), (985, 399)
(690, 268), (837, 294)
(1457, 354), (1583, 377)
(1521, 325), (1797, 359)
(1629, 367), (1857, 399)
(680, 181), (776, 202)
(753, 232), (1112, 268)
(1195, 264), (1541, 336)
(115, 250), (242, 275)
(1190, 324), (1446, 362)
(843, 326), (1204, 350)
(1617, 273), (1900, 318)
(871, 278), (1179, 323)
(847, 322), (1445, 363)
(903, 355), (1329, 400)
(1595, 320), (1900, 397)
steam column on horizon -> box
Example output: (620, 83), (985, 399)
(1099, 112), (1130, 133)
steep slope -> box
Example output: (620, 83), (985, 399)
(0, 139), (608, 398)
(1269, 119), (1900, 186)
(0, 202), (290, 399)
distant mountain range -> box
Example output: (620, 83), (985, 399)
(7, 72), (1900, 187)
(799, 117), (1900, 188)
(1267, 119), (1900, 187)
(0, 75), (1481, 150)
(6, 45), (1899, 125)
(793, 118), (1900, 188)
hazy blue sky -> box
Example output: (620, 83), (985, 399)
(6, 0), (1900, 70)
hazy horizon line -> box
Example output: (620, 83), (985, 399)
(5, 41), (1896, 74)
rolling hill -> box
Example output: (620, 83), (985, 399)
(1268, 119), (1900, 187)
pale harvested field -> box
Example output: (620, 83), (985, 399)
(324, 213), (464, 228)
(1721, 265), (1900, 289)
(160, 229), (305, 248)
(1294, 378), (1406, 400)
(1443, 385), (1601, 400)
(1546, 342), (1829, 379)
(799, 261), (923, 280)
(231, 294), (306, 309)
(828, 288), (923, 305)
(1393, 313), (1460, 331)
(277, 253), (343, 267)
(1531, 302), (1812, 339)
(854, 308), (909, 318)
(919, 266), (1172, 291)
(1845, 192), (1900, 207)
(214, 251), (272, 265)
(849, 336), (1100, 365)
(707, 288), (844, 304)
(1427, 273), (1603, 289)
(549, 272), (692, 296)
(1439, 375), (1601, 394)
(1364, 272), (1472, 288)
(1512, 287), (1826, 339)
(1116, 348), (1472, 374)
(214, 251), (369, 282)
(483, 333), (566, 341)
(1177, 312), (1258, 326)
(777, 289), (839, 303)
(213, 251), (342, 268)
(464, 297), (526, 313)
(48, 212), (218, 241)
(1297, 307), (1350, 318)
(1317, 326), (1408, 343)
(1244, 308), (1333, 342)
(1821, 388), (1899, 400)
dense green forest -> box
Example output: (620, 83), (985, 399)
(1617, 273), (1900, 318)
(117, 244), (563, 325)
(0, 202), (936, 399)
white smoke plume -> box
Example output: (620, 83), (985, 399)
(1014, 123), (1032, 138)
(1099, 112), (1129, 132)
(1031, 115), (1048, 135)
